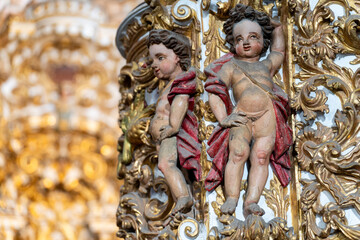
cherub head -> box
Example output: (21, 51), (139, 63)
(223, 4), (274, 57)
(147, 29), (191, 80)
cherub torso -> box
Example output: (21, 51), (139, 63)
(228, 59), (274, 114)
(149, 82), (172, 141)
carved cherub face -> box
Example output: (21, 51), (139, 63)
(149, 43), (182, 80)
(233, 19), (264, 61)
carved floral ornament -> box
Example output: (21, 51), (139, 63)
(115, 0), (360, 239)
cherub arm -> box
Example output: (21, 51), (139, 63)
(208, 63), (248, 127)
(159, 94), (189, 140)
(266, 19), (285, 77)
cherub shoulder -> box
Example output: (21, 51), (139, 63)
(220, 61), (235, 72)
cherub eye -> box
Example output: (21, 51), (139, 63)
(158, 56), (165, 61)
(236, 37), (243, 42)
(250, 34), (258, 39)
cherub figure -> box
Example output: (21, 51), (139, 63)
(204, 4), (292, 217)
(148, 29), (201, 214)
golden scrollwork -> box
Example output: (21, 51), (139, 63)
(178, 218), (200, 239)
(335, 14), (360, 64)
(117, 145), (170, 239)
(144, 177), (175, 221)
(290, 0), (360, 238)
(171, 4), (195, 22)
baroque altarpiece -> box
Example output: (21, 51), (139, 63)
(116, 0), (360, 239)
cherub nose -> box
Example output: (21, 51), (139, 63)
(151, 61), (157, 69)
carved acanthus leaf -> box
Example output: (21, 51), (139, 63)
(263, 177), (290, 220)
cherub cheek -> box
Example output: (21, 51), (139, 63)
(160, 65), (172, 73)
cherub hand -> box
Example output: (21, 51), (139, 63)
(220, 112), (248, 128)
(159, 125), (178, 141)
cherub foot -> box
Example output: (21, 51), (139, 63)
(172, 196), (193, 215)
(220, 197), (238, 215)
(243, 202), (265, 218)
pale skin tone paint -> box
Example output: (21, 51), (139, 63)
(148, 43), (193, 214)
(208, 19), (285, 217)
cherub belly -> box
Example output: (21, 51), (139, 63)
(150, 95), (171, 141)
(234, 87), (273, 114)
(149, 113), (170, 141)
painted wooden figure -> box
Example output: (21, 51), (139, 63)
(204, 4), (292, 217)
(148, 29), (201, 215)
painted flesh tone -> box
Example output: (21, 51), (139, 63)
(149, 43), (197, 215)
(207, 19), (289, 217)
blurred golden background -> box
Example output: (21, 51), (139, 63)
(0, 0), (142, 239)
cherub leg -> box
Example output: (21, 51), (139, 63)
(221, 125), (251, 215)
(243, 110), (276, 218)
(158, 136), (193, 214)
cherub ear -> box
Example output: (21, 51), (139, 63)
(175, 55), (180, 66)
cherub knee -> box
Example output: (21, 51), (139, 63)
(230, 147), (249, 164)
(253, 150), (271, 165)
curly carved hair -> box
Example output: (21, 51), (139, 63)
(223, 4), (274, 55)
(147, 29), (191, 71)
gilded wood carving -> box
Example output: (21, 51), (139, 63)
(290, 0), (360, 239)
(116, 0), (360, 239)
